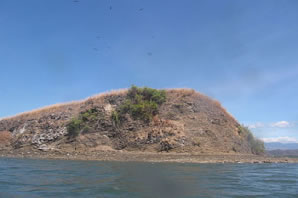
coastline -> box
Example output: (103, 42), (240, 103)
(1, 149), (298, 163)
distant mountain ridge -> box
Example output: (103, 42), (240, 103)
(267, 149), (298, 157)
(265, 142), (298, 150)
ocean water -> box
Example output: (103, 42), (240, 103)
(0, 158), (297, 198)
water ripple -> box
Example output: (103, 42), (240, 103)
(0, 158), (298, 198)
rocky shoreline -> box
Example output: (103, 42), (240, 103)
(1, 149), (297, 164)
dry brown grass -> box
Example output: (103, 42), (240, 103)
(1, 87), (237, 124)
(83, 89), (128, 105)
(165, 88), (196, 96)
(87, 88), (128, 100)
(166, 88), (215, 103)
(213, 99), (238, 123)
(166, 88), (237, 123)
(1, 88), (128, 122)
(2, 102), (81, 122)
(0, 131), (12, 145)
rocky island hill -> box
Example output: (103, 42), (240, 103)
(0, 86), (265, 160)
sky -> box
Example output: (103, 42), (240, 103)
(0, 0), (298, 143)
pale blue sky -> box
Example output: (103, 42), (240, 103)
(1, 0), (298, 142)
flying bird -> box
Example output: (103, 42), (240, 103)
(139, 8), (144, 11)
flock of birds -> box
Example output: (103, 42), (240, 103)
(71, 0), (152, 57)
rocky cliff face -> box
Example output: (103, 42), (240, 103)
(0, 88), (255, 154)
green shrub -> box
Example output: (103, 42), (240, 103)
(115, 85), (166, 123)
(251, 139), (265, 155)
(127, 85), (166, 105)
(130, 100), (158, 121)
(67, 118), (83, 138)
(238, 125), (265, 155)
(80, 108), (98, 122)
(111, 110), (120, 125)
(66, 108), (99, 138)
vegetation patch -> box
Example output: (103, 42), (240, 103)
(238, 125), (265, 155)
(112, 85), (166, 123)
(67, 108), (99, 138)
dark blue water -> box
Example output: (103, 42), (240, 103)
(0, 158), (297, 198)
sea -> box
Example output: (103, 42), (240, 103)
(0, 158), (297, 198)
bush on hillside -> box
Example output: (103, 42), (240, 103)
(127, 85), (166, 105)
(66, 108), (99, 138)
(67, 118), (83, 138)
(238, 125), (265, 155)
(112, 85), (166, 123)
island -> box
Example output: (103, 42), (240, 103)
(0, 86), (297, 163)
